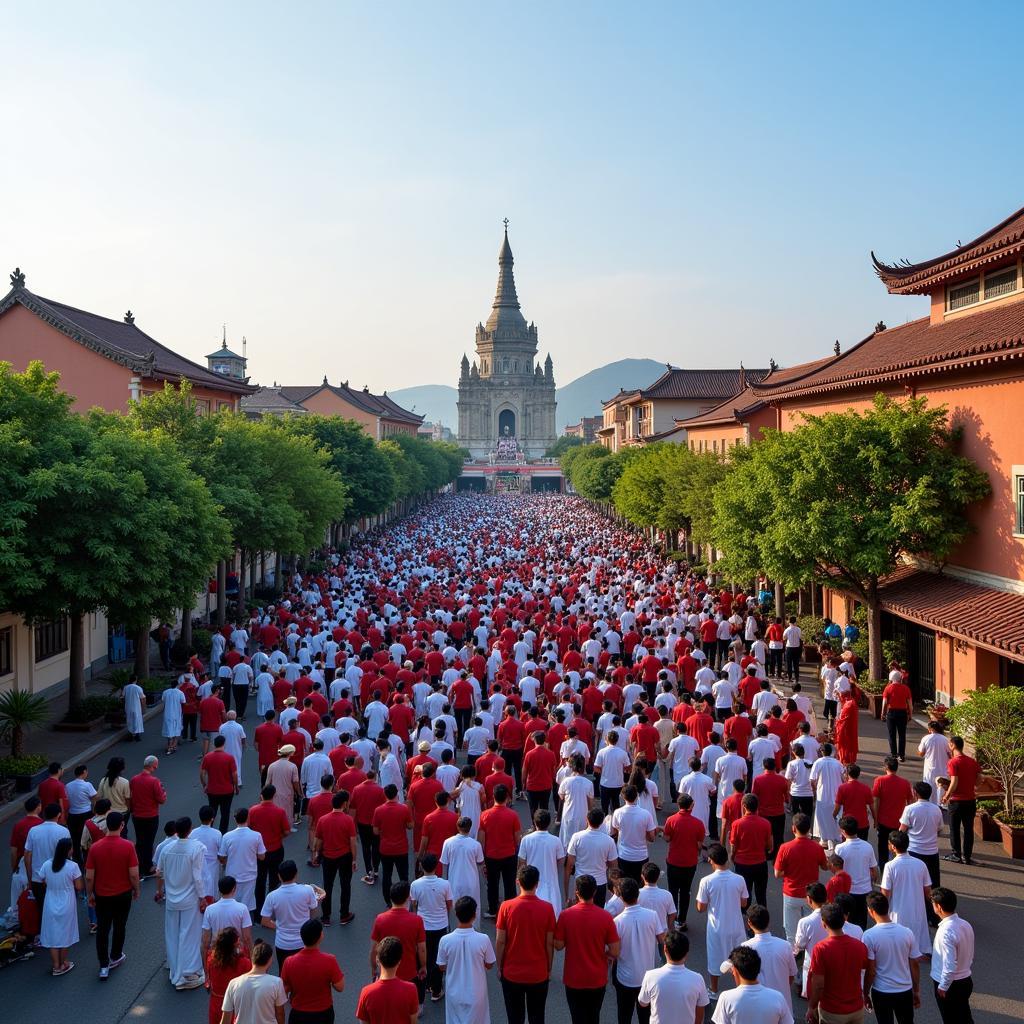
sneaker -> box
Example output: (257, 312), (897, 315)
(321, 917), (331, 927)
(707, 988), (718, 1001)
(90, 923), (98, 934)
(110, 954), (127, 970)
(176, 974), (204, 991)
(339, 913), (355, 925)
(430, 991), (444, 1002)
(99, 967), (110, 980)
(484, 911), (497, 919)
(942, 854), (963, 863)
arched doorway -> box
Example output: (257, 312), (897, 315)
(498, 409), (516, 437)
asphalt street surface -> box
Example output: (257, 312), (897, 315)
(1, 698), (1021, 1024)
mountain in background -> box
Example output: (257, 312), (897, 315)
(390, 357), (665, 433)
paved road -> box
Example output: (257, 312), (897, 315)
(1, 696), (1021, 1024)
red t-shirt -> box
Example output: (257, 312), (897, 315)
(10, 815), (41, 862)
(630, 723), (660, 763)
(729, 813), (772, 865)
(774, 836), (827, 897)
(248, 801), (291, 852)
(882, 682), (912, 711)
(554, 902), (620, 988)
(948, 754), (980, 801)
(497, 717), (526, 751)
(254, 722), (284, 767)
(826, 871), (852, 901)
(199, 696), (226, 733)
(372, 801), (412, 855)
(38, 777), (67, 814)
(479, 804), (520, 859)
(129, 772), (166, 818)
(495, 893), (556, 984)
(201, 751), (237, 796)
(662, 809), (705, 868)
(688, 713), (714, 750)
(835, 780), (873, 829)
(351, 782), (386, 826)
(370, 908), (426, 981)
(450, 679), (474, 710)
(809, 934), (869, 1014)
(871, 773), (914, 829)
(85, 835), (139, 896)
(280, 947), (344, 1012)
(422, 807), (458, 856)
(522, 746), (557, 792)
(751, 771), (789, 818)
(316, 810), (357, 859)
(356, 977), (420, 1024)
(306, 792), (334, 832)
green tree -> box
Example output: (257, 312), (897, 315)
(545, 435), (584, 459)
(712, 395), (990, 679)
(612, 444), (672, 528)
(662, 448), (733, 550)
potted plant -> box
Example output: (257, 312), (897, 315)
(0, 689), (50, 759)
(0, 753), (50, 792)
(924, 699), (949, 724)
(858, 679), (886, 719)
(947, 687), (1024, 859)
(975, 798), (1004, 842)
(55, 695), (119, 732)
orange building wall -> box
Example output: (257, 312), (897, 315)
(0, 304), (133, 411)
(300, 389), (379, 437)
(776, 367), (1024, 582)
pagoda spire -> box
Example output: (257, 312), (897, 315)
(486, 219), (527, 331)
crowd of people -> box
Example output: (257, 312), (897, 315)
(6, 494), (981, 1024)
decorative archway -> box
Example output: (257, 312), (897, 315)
(498, 408), (516, 437)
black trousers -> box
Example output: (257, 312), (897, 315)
(594, 883), (607, 908)
(823, 699), (838, 724)
(256, 847), (284, 911)
(94, 889), (132, 968)
(619, 857), (646, 883)
(785, 647), (801, 681)
(791, 795), (813, 819)
(502, 749), (523, 792)
(500, 977), (548, 1024)
(872, 987), (915, 1024)
(735, 861), (768, 908)
(276, 946), (301, 970)
(767, 813), (786, 855)
(182, 713), (198, 742)
(454, 708), (471, 743)
(231, 684), (250, 720)
(886, 710), (908, 759)
(379, 853), (408, 906)
(877, 824), (895, 867)
(613, 972), (651, 1024)
(849, 891), (868, 929)
(321, 852), (353, 918)
(133, 815), (159, 874)
(486, 855), (518, 913)
(565, 986), (606, 1024)
(934, 977), (974, 1024)
(527, 789), (551, 816)
(208, 792), (235, 833)
(288, 1009), (334, 1024)
(910, 850), (941, 925)
(950, 800), (976, 860)
(358, 823), (380, 874)
(708, 793), (719, 839)
(666, 864), (696, 924)
(767, 649), (783, 677)
(68, 811), (90, 865)
(716, 639), (730, 670)
(600, 785), (622, 815)
(425, 927), (446, 996)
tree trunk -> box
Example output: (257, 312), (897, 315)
(775, 582), (785, 617)
(134, 624), (150, 680)
(275, 552), (283, 594)
(866, 598), (884, 682)
(237, 547), (248, 620)
(217, 559), (227, 626)
(68, 612), (87, 711)
(181, 608), (193, 650)
(810, 583), (818, 617)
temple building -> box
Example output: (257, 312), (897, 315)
(457, 224), (557, 459)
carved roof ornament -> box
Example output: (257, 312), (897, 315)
(125, 310), (135, 325)
(834, 339), (840, 355)
(875, 320), (887, 333)
(10, 267), (25, 288)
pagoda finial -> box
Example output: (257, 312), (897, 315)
(834, 339), (841, 355)
(124, 310), (135, 325)
(503, 217), (509, 232)
(875, 320), (887, 333)
(769, 357), (778, 371)
(9, 267), (25, 288)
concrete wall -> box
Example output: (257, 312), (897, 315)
(0, 611), (109, 697)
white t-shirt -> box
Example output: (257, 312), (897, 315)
(66, 777), (98, 815)
(863, 920), (919, 993)
(594, 744), (631, 788)
(834, 837), (877, 894)
(784, 757), (813, 798)
(202, 897), (252, 936)
(614, 904), (662, 987)
(260, 882), (319, 949)
(711, 982), (793, 1024)
(727, 934), (797, 1010)
(899, 800), (943, 855)
(219, 826), (266, 882)
(639, 963), (709, 1024)
(410, 874), (453, 931)
(221, 972), (287, 1024)
(611, 804), (656, 862)
(637, 885), (677, 934)
(566, 828), (618, 885)
(668, 734), (700, 780)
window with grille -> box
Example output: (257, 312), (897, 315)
(34, 618), (68, 663)
(0, 626), (11, 676)
(947, 279), (980, 311)
(984, 265), (1018, 299)
(1016, 469), (1024, 536)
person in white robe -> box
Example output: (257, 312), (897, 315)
(191, 808), (223, 901)
(557, 759), (594, 848)
(219, 712), (248, 787)
(161, 682), (185, 754)
(38, 840), (81, 975)
(453, 773), (484, 839)
(440, 823), (484, 928)
(517, 811), (565, 918)
(123, 678), (145, 740)
(155, 822), (208, 989)
(255, 671), (275, 718)
(809, 746), (844, 845)
(695, 846), (749, 996)
(880, 832), (932, 955)
(436, 896), (496, 1024)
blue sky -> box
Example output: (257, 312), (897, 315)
(2, 2), (1022, 392)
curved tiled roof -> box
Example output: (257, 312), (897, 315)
(749, 299), (1024, 401)
(275, 382), (423, 424)
(872, 205), (1024, 294)
(638, 366), (771, 401)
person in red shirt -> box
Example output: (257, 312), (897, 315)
(280, 918), (344, 1022)
(772, 811), (827, 942)
(199, 689), (227, 756)
(254, 712), (285, 786)
(943, 735), (981, 864)
(357, 935), (420, 1024)
(370, 880), (427, 1000)
(478, 785), (522, 916)
(205, 926), (251, 1024)
(825, 855), (852, 901)
(833, 763), (874, 840)
(129, 756), (166, 875)
(553, 873), (621, 1020)
(473, 741), (500, 787)
(249, 785), (291, 911)
(871, 756), (914, 867)
(687, 702), (715, 751)
(272, 673), (293, 714)
(881, 663), (914, 761)
(522, 733), (557, 817)
(201, 735), (239, 833)
(661, 792), (705, 929)
(351, 772), (386, 884)
(495, 864), (556, 1023)
(418, 792), (459, 874)
(10, 795), (42, 879)
(807, 904), (870, 1022)
(729, 793), (772, 908)
(372, 785), (413, 906)
(751, 757), (790, 854)
(628, 713), (660, 765)
(306, 776), (336, 860)
(336, 757), (368, 797)
(483, 758), (515, 807)
(38, 763), (68, 824)
(497, 708), (526, 797)
(313, 791), (358, 925)
(84, 811), (140, 975)
(407, 763), (445, 855)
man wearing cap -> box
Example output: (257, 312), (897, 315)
(266, 745), (302, 825)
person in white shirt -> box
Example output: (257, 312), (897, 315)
(610, 786), (657, 880)
(637, 862), (677, 934)
(747, 726), (780, 779)
(792, 883), (863, 999)
(668, 723), (700, 791)
(917, 722), (950, 805)
(721, 904), (797, 1012)
(712, 944), (793, 1024)
(259, 859), (322, 960)
(410, 853), (454, 1001)
(898, 781), (943, 906)
(436, 894), (496, 1023)
(680, 758), (718, 835)
(191, 806), (223, 900)
(64, 764), (97, 864)
(781, 617), (802, 684)
(697, 844), (749, 997)
(614, 878), (666, 1021)
(835, 815), (879, 929)
(219, 712), (248, 785)
(809, 745), (844, 846)
(863, 891), (920, 1024)
(880, 830), (932, 956)
(638, 928), (709, 1024)
(517, 809), (565, 917)
(155, 818), (209, 989)
(220, 939), (287, 1024)
(300, 741), (333, 801)
(929, 887), (974, 1024)
(783, 744), (814, 819)
(218, 808), (267, 911)
(441, 818), (485, 921)
(565, 809), (619, 907)
(201, 875), (253, 959)
(713, 742), (747, 806)
(594, 733), (632, 813)
(24, 806), (71, 889)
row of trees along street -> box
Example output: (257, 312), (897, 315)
(0, 362), (464, 711)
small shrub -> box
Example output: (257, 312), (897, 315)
(0, 753), (49, 777)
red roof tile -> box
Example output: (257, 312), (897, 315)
(877, 565), (1024, 660)
(636, 367), (770, 402)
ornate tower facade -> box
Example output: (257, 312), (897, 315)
(457, 224), (557, 459)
